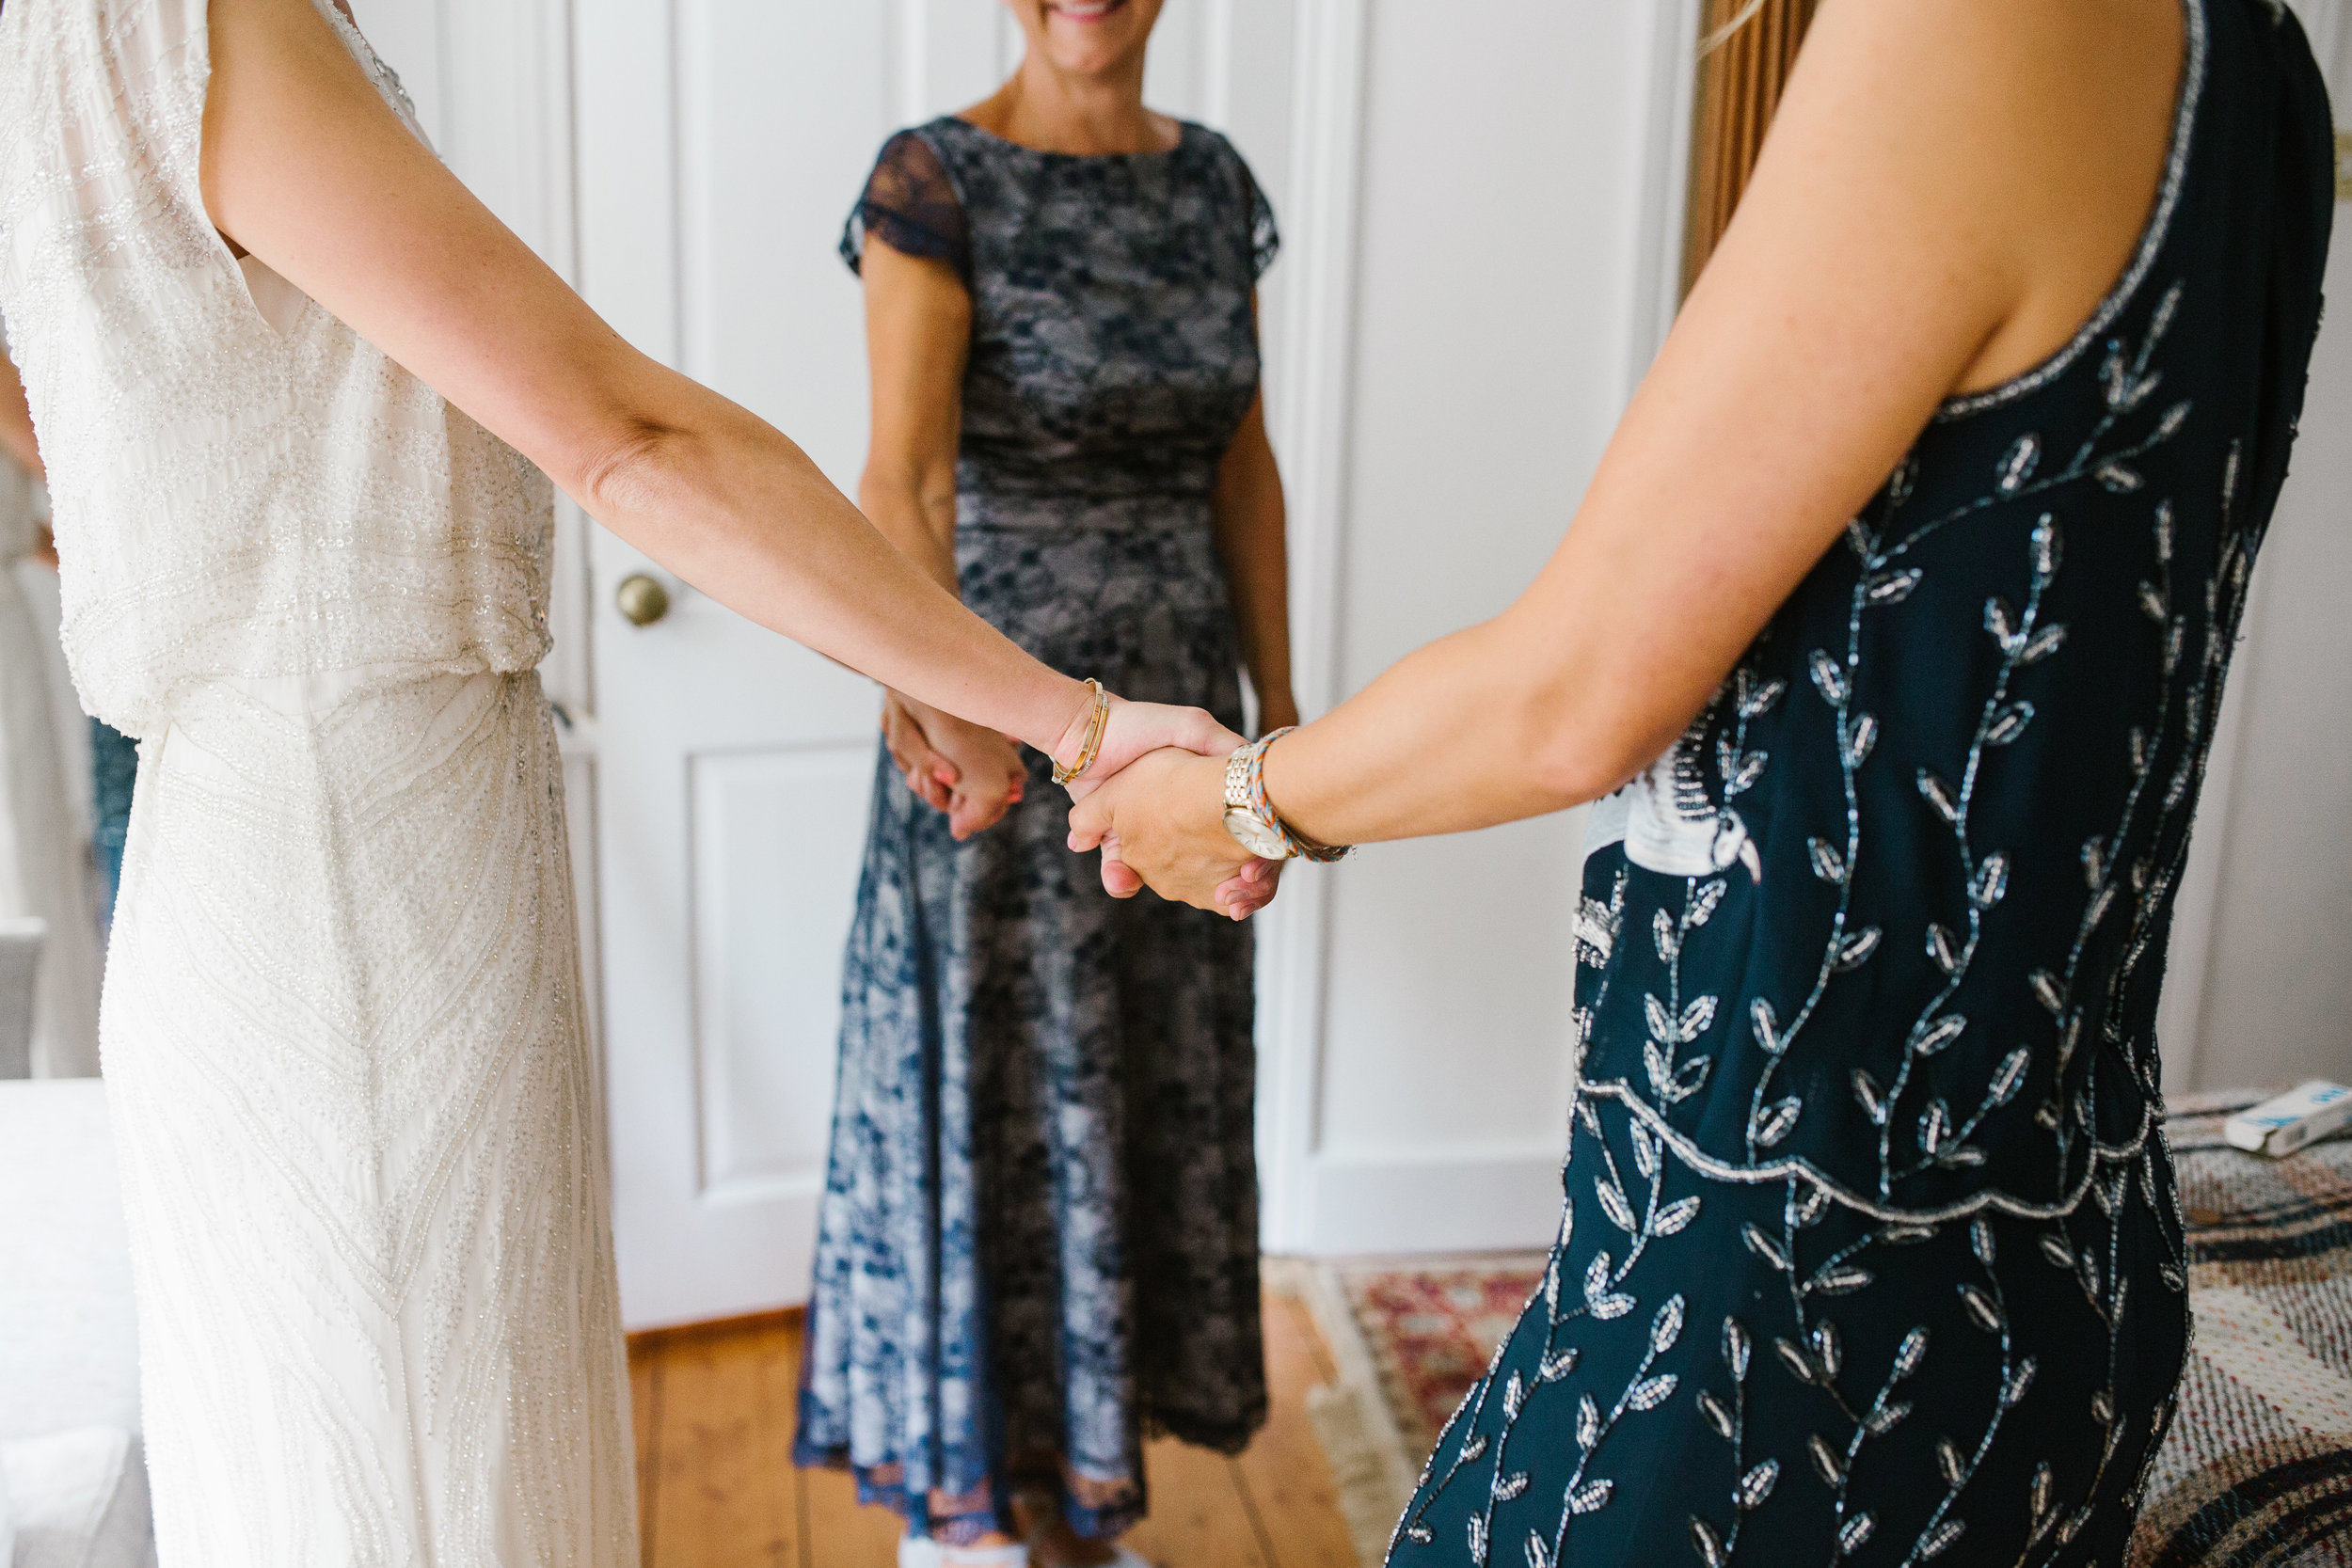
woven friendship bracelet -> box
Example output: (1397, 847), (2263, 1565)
(1240, 727), (1350, 863)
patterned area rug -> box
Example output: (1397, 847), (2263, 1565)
(1296, 1094), (2352, 1568)
(2133, 1093), (2352, 1566)
(1288, 1257), (1542, 1566)
(1331, 1260), (1543, 1465)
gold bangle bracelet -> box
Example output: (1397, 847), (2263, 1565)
(1052, 678), (1112, 785)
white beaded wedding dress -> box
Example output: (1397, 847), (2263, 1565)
(0, 1), (637, 1562)
(0, 417), (100, 1078)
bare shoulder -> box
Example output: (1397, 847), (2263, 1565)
(1803, 0), (2181, 98)
(1790, 0), (2181, 198)
(1788, 0), (2185, 392)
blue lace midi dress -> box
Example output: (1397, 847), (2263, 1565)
(1389, 2), (2335, 1563)
(796, 118), (1279, 1543)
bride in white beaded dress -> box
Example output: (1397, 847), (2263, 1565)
(0, 0), (1266, 1561)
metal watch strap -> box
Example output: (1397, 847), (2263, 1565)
(1224, 747), (1256, 812)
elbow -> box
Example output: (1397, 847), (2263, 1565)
(1526, 741), (1640, 817)
(1505, 670), (1657, 816)
(573, 414), (691, 520)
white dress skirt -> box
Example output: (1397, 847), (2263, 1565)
(105, 668), (633, 1562)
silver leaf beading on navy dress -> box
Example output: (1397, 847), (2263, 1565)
(795, 116), (1279, 1544)
(1389, 2), (2336, 1564)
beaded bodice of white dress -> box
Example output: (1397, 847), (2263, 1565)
(0, 0), (552, 742)
(0, 2), (635, 1562)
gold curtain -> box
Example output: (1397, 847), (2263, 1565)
(1682, 0), (1820, 297)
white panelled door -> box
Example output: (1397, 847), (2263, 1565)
(576, 0), (893, 1332)
(572, 1), (1265, 1330)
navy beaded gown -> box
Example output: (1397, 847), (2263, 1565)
(795, 118), (1278, 1544)
(1389, 3), (2333, 1565)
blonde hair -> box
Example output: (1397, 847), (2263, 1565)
(1700, 0), (1770, 55)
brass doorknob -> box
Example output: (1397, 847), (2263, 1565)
(615, 574), (671, 626)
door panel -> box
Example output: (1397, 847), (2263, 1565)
(675, 0), (887, 492)
(691, 743), (874, 1204)
(580, 0), (893, 1328)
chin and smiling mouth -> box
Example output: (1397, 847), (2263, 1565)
(1045, 0), (1130, 23)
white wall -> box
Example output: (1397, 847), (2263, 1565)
(1291, 0), (1617, 1250)
(2158, 0), (2352, 1096)
(1257, 0), (1696, 1255)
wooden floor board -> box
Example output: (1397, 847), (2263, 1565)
(629, 1288), (1359, 1568)
(631, 1354), (660, 1562)
(1231, 1293), (1361, 1568)
(645, 1321), (803, 1567)
(801, 1464), (904, 1568)
(1122, 1435), (1271, 1568)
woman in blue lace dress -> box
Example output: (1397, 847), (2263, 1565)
(1071, 1), (2334, 1562)
(793, 2), (1293, 1561)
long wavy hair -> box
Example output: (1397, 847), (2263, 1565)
(1701, 0), (1769, 54)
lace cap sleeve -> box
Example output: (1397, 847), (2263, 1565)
(1245, 163), (1279, 281)
(840, 130), (970, 280)
(1205, 134), (1279, 281)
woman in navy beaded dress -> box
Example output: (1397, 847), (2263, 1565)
(1068, 1), (2334, 1562)
(793, 1), (1292, 1561)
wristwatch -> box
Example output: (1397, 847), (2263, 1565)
(1223, 748), (1294, 859)
(1223, 728), (1351, 863)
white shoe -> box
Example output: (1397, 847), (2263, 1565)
(902, 1539), (1033, 1568)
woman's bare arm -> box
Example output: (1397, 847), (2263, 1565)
(857, 243), (969, 595)
(1071, 0), (2185, 904)
(199, 0), (1232, 768)
(855, 237), (1027, 837)
(0, 348), (40, 480)
(1211, 379), (1299, 733)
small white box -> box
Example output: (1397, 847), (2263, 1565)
(2222, 1081), (2352, 1158)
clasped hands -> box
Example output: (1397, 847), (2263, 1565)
(879, 689), (1286, 920)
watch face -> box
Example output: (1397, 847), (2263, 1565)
(1224, 806), (1290, 861)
